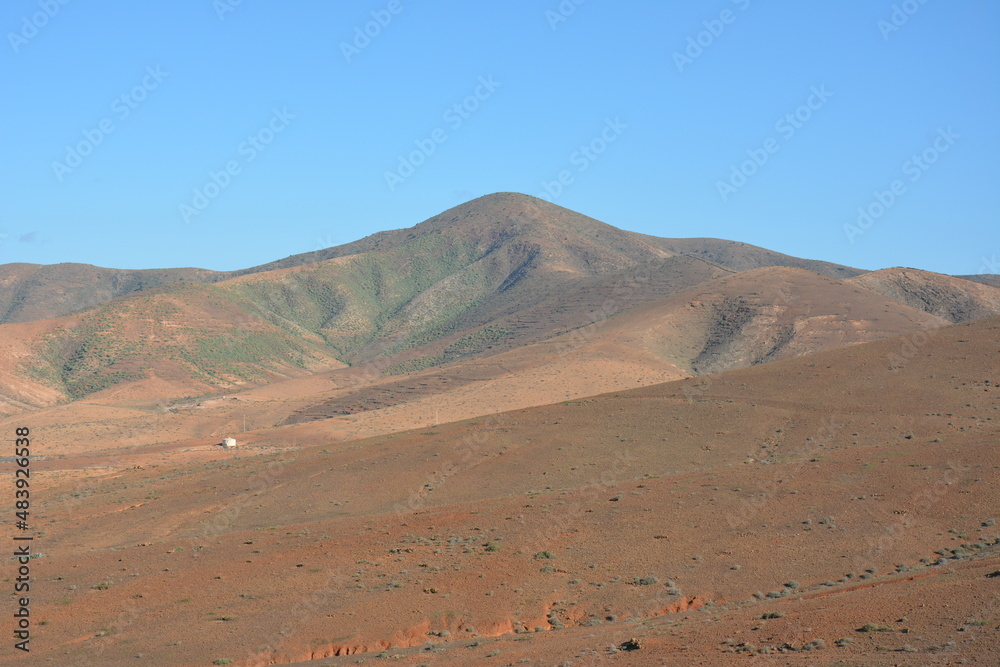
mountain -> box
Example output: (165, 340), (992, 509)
(215, 193), (690, 366)
(848, 267), (1000, 322)
(0, 194), (862, 327)
(3, 193), (995, 413)
(0, 281), (344, 413)
(236, 192), (677, 276)
(0, 262), (219, 325)
(0, 263), (954, 461)
(279, 265), (946, 428)
(235, 193), (865, 279)
(549, 266), (948, 375)
(650, 236), (864, 278)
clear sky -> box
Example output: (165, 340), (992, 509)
(1, 1), (997, 275)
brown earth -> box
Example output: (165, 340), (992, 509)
(4, 315), (997, 666)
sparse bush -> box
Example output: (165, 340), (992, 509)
(761, 612), (785, 619)
(212, 661), (233, 666)
(858, 623), (893, 633)
(534, 551), (554, 560)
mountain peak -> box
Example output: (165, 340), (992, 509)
(420, 192), (600, 232)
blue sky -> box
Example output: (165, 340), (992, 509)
(1, 1), (997, 275)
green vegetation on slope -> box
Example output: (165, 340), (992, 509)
(223, 233), (498, 360)
(20, 284), (337, 400)
(382, 324), (512, 375)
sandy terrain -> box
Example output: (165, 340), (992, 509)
(2, 315), (995, 665)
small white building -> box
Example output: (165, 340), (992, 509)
(222, 437), (237, 448)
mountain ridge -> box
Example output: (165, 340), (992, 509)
(3, 193), (998, 412)
(1, 193), (863, 325)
